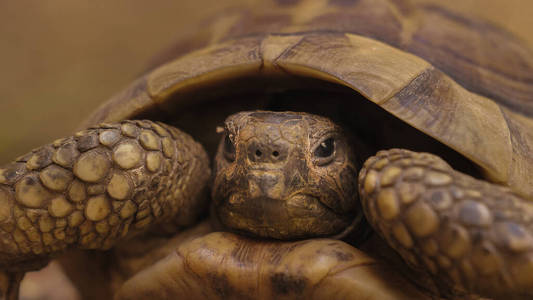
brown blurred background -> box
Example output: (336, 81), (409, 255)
(0, 0), (532, 164)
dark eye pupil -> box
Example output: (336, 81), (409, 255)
(315, 138), (334, 158)
(224, 135), (235, 159)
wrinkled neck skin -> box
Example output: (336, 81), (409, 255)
(211, 111), (367, 242)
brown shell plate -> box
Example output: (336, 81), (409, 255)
(82, 0), (533, 199)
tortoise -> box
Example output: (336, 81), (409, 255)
(1, 0), (533, 299)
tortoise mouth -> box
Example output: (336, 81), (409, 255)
(215, 192), (353, 240)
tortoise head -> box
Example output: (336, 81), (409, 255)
(212, 111), (362, 240)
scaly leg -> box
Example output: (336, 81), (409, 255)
(358, 149), (533, 299)
(0, 120), (211, 297)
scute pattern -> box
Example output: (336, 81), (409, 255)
(0, 120), (210, 271)
(115, 231), (430, 300)
(359, 149), (533, 298)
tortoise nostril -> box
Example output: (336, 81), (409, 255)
(248, 143), (287, 163)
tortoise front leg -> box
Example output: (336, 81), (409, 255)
(359, 149), (533, 299)
(0, 120), (210, 299)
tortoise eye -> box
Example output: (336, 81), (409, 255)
(315, 138), (334, 158)
(223, 134), (236, 161)
(314, 138), (335, 166)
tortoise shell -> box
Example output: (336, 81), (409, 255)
(82, 0), (533, 200)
